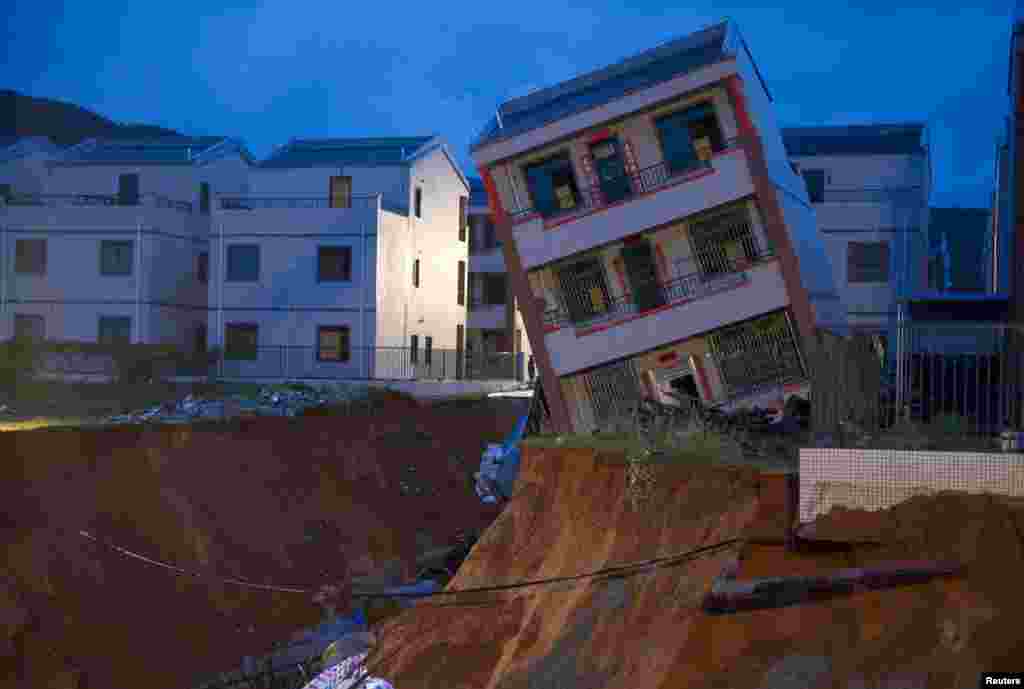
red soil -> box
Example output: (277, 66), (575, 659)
(0, 397), (526, 689)
(368, 449), (1024, 689)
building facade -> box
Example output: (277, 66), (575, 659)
(1, 136), (251, 347)
(471, 20), (842, 434)
(208, 137), (472, 381)
(466, 177), (532, 381)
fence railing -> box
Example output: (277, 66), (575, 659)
(811, 323), (1024, 451)
(19, 344), (526, 383)
(217, 195), (380, 211)
(545, 248), (771, 330)
(819, 186), (925, 204)
(709, 314), (807, 399)
(4, 192), (194, 212)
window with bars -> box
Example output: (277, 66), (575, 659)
(581, 359), (643, 429)
(688, 207), (761, 277)
(847, 241), (890, 283)
(100, 240), (134, 276)
(523, 152), (580, 217)
(707, 312), (804, 394)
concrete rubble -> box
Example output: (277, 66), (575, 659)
(102, 384), (373, 426)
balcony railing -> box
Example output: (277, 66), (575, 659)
(216, 194), (381, 211)
(543, 246), (773, 331)
(4, 192), (193, 212)
(508, 137), (742, 226)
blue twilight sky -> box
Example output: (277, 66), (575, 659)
(5, 0), (1016, 208)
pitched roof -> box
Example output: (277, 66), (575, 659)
(258, 137), (434, 168)
(472, 21), (733, 151)
(0, 136), (62, 162)
(52, 136), (247, 165)
(782, 124), (926, 157)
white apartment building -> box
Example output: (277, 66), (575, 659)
(782, 124), (931, 345)
(471, 20), (843, 434)
(466, 176), (532, 381)
(0, 136), (251, 348)
(208, 136), (472, 381)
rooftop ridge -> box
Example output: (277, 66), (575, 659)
(499, 19), (730, 118)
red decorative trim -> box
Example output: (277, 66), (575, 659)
(654, 243), (669, 282)
(612, 257), (627, 293)
(589, 129), (614, 144)
(544, 324), (562, 334)
(724, 76), (755, 134)
(480, 168), (506, 223)
(658, 351), (679, 365)
(712, 146), (745, 159)
(690, 355), (714, 402)
(539, 167), (716, 231)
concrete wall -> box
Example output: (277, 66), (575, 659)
(0, 154), (52, 195)
(405, 147), (470, 350)
(773, 184), (845, 328)
(375, 210), (413, 349)
(799, 448), (1024, 524)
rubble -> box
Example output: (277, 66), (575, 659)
(101, 384), (373, 426)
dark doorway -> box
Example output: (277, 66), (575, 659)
(620, 239), (665, 313)
(590, 138), (631, 204)
(669, 374), (699, 401)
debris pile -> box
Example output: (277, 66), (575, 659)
(104, 385), (372, 425)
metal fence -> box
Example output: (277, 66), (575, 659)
(21, 344), (525, 383)
(4, 192), (193, 212)
(216, 195), (381, 211)
(810, 322), (1024, 451)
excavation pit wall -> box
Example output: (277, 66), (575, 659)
(369, 444), (1024, 689)
(0, 398), (527, 689)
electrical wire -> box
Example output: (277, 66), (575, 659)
(77, 528), (740, 600)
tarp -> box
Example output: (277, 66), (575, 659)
(300, 652), (394, 689)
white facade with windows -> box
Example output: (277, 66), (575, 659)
(208, 137), (472, 380)
(782, 125), (931, 334)
(0, 136), (250, 348)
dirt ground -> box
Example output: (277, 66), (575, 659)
(368, 446), (1024, 689)
(0, 394), (529, 689)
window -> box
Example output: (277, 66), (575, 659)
(802, 169), (825, 203)
(224, 323), (259, 360)
(847, 241), (890, 283)
(484, 217), (501, 249)
(227, 245), (260, 282)
(199, 182), (211, 214)
(413, 258), (420, 288)
(424, 336), (433, 366)
(317, 326), (351, 362)
(484, 274), (507, 305)
(458, 196), (467, 241)
(15, 239), (46, 275)
(457, 260), (466, 306)
(329, 176), (352, 209)
(98, 316), (132, 346)
(197, 252), (209, 284)
(0, 184), (11, 201)
(318, 246), (352, 282)
(415, 187), (423, 218)
(655, 102), (723, 174)
(523, 153), (580, 218)
(410, 334), (419, 364)
(13, 314), (44, 341)
(117, 173), (139, 206)
(100, 240), (134, 276)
